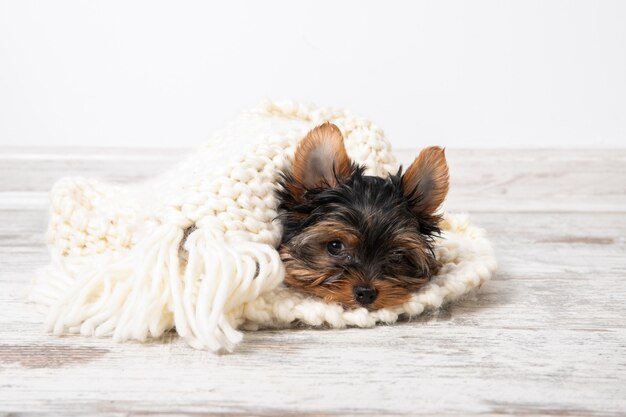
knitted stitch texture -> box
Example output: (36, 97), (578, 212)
(30, 101), (497, 352)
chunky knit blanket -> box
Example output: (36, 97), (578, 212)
(30, 101), (497, 352)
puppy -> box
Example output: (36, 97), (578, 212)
(276, 122), (449, 309)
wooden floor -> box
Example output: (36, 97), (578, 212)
(1, 147), (625, 416)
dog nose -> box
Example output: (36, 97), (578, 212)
(353, 286), (377, 305)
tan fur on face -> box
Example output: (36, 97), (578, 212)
(279, 219), (434, 310)
(296, 220), (361, 249)
(279, 220), (362, 291)
(388, 232), (440, 278)
(278, 126), (446, 310)
(280, 249), (421, 309)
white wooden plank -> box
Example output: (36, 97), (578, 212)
(1, 149), (625, 416)
(1, 148), (626, 212)
(0, 206), (625, 415)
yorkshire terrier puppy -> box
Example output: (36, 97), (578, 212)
(276, 122), (449, 310)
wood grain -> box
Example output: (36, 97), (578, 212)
(2, 147), (626, 212)
(0, 147), (624, 416)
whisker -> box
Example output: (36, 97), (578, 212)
(323, 273), (344, 284)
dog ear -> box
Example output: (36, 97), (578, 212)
(402, 146), (449, 216)
(292, 122), (354, 190)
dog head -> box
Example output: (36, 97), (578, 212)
(276, 122), (449, 309)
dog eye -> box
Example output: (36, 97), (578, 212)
(327, 240), (344, 256)
(389, 251), (404, 263)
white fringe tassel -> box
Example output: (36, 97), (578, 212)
(29, 224), (285, 353)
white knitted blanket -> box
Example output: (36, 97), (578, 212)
(30, 101), (497, 352)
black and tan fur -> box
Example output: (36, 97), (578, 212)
(276, 122), (449, 309)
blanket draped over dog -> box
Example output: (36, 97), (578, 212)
(29, 101), (497, 352)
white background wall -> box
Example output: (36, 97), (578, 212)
(1, 0), (625, 149)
